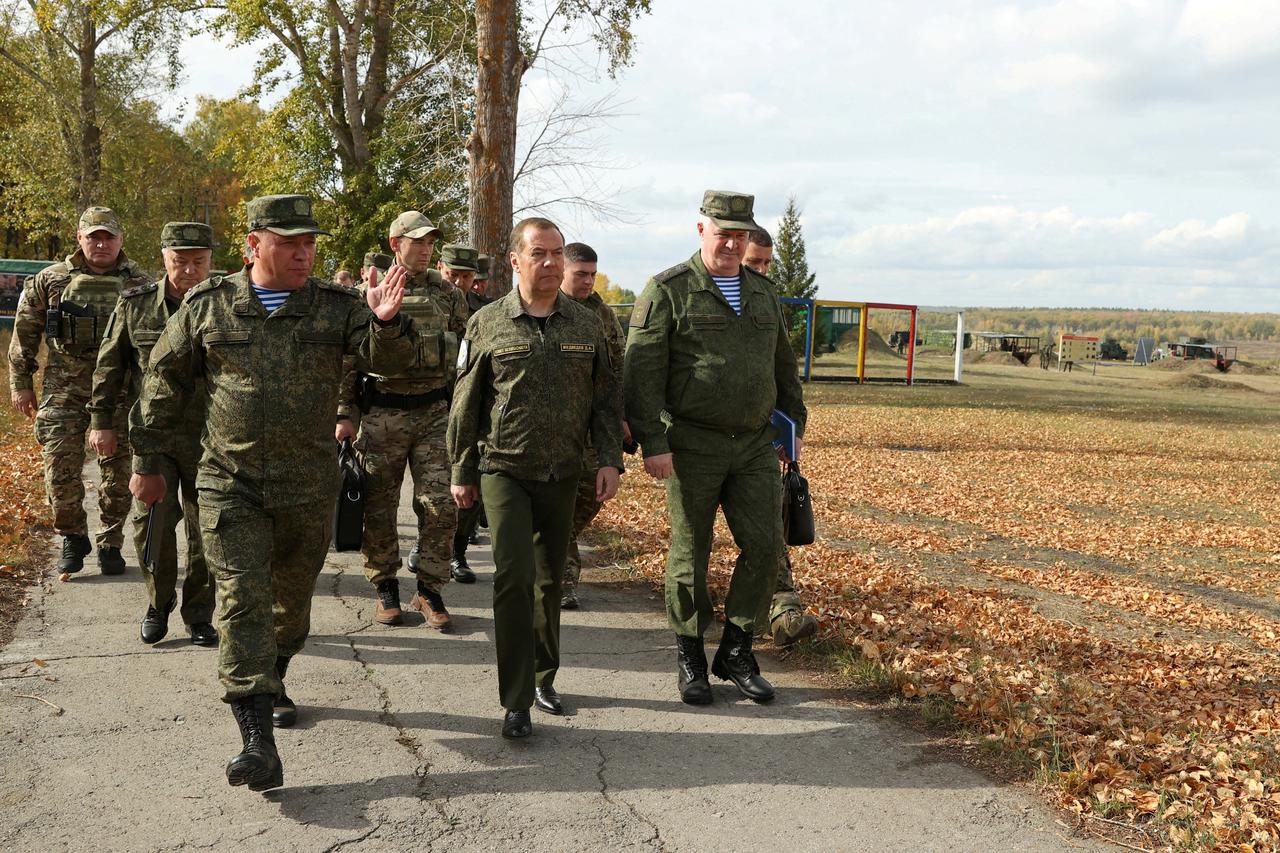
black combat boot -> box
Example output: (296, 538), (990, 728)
(226, 694), (283, 791)
(712, 622), (775, 703)
(272, 656), (297, 728)
(675, 635), (713, 706)
(97, 546), (126, 575)
(140, 596), (176, 644)
(450, 533), (476, 584)
(56, 534), (91, 574)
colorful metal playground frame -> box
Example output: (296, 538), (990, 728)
(780, 297), (919, 384)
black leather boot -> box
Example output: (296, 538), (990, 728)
(450, 534), (476, 583)
(712, 622), (775, 703)
(272, 656), (297, 728)
(226, 694), (283, 791)
(56, 534), (91, 574)
(97, 546), (126, 575)
(675, 635), (713, 705)
(140, 596), (175, 644)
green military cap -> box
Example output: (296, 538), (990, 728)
(362, 251), (393, 272)
(440, 243), (479, 271)
(475, 254), (491, 281)
(160, 221), (214, 250)
(245, 194), (331, 237)
(78, 206), (123, 237)
(389, 210), (443, 240)
(699, 190), (760, 232)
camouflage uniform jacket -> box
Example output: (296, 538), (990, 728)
(130, 269), (416, 507)
(466, 291), (493, 315)
(336, 269), (469, 419)
(580, 291), (625, 386)
(447, 289), (623, 487)
(623, 250), (807, 457)
(7, 249), (150, 392)
(88, 276), (205, 440)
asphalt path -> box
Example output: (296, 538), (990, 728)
(0, 473), (1107, 851)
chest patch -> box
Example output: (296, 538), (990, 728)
(560, 342), (595, 354)
(494, 342), (531, 357)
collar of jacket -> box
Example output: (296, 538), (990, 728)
(686, 250), (762, 309)
(501, 287), (571, 320)
(230, 268), (316, 318)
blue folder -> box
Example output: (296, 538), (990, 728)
(771, 409), (797, 462)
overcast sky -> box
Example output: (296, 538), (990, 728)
(172, 0), (1280, 312)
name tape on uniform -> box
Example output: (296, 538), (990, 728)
(494, 343), (531, 357)
(560, 342), (595, 354)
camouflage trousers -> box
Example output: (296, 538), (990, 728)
(563, 446), (603, 595)
(199, 492), (333, 701)
(356, 401), (452, 592)
(663, 423), (782, 637)
(132, 449), (213, 626)
(33, 365), (131, 548)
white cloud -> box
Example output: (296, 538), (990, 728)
(1176, 0), (1280, 67)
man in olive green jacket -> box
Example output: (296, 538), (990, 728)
(624, 190), (806, 706)
(448, 217), (622, 739)
(130, 195), (413, 792)
(88, 222), (218, 647)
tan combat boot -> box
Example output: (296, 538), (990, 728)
(375, 579), (403, 626)
(409, 586), (453, 632)
(770, 608), (818, 647)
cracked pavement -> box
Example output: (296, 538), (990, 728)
(0, 476), (1106, 851)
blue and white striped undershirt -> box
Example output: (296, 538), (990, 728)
(710, 274), (742, 314)
(252, 285), (292, 313)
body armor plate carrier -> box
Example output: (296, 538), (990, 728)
(50, 273), (124, 355)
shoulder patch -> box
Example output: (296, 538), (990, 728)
(121, 281), (159, 299)
(318, 279), (361, 298)
(187, 275), (227, 298)
(654, 262), (689, 283)
(629, 297), (652, 329)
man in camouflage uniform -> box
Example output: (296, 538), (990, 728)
(336, 212), (471, 631)
(438, 243), (478, 298)
(130, 195), (413, 792)
(449, 217), (622, 739)
(557, 242), (625, 611)
(468, 254), (495, 313)
(624, 191), (807, 706)
(8, 206), (149, 575)
(740, 228), (818, 647)
(88, 222), (218, 647)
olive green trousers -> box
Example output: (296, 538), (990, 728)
(482, 472), (578, 711)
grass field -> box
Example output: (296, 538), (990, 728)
(593, 351), (1280, 850)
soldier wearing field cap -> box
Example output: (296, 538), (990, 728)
(360, 251), (393, 284)
(89, 222), (219, 647)
(468, 254), (494, 313)
(337, 211), (471, 630)
(438, 243), (479, 297)
(130, 194), (413, 792)
(624, 190), (806, 706)
(8, 205), (150, 576)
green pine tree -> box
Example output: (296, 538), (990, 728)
(771, 196), (817, 300)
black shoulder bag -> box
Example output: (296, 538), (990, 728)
(782, 461), (815, 546)
(333, 438), (367, 552)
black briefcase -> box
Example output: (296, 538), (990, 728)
(782, 461), (815, 546)
(333, 438), (366, 552)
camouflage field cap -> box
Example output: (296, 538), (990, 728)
(79, 206), (123, 237)
(389, 210), (443, 240)
(699, 190), (760, 232)
(440, 243), (479, 272)
(160, 221), (214, 250)
(246, 194), (331, 237)
(362, 251), (393, 272)
(475, 254), (491, 281)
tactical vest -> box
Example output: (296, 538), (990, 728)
(372, 292), (458, 383)
(51, 273), (124, 355)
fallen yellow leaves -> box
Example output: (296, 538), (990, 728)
(595, 395), (1280, 849)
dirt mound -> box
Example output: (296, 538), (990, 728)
(1149, 358), (1218, 373)
(972, 351), (1027, 367)
(1229, 359), (1275, 375)
(835, 329), (903, 358)
(1165, 373), (1260, 393)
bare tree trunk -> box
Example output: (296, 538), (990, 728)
(468, 0), (526, 299)
(77, 7), (100, 210)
